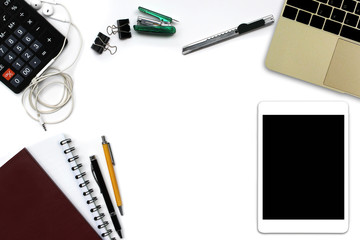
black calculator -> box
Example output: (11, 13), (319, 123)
(0, 0), (66, 93)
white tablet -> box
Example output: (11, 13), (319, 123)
(257, 101), (349, 233)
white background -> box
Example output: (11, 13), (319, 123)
(1, 0), (360, 239)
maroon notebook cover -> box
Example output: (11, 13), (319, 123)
(0, 148), (101, 240)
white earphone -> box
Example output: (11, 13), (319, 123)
(29, 0), (70, 23)
(30, 0), (57, 17)
(23, 0), (83, 130)
(42, 3), (55, 16)
(30, 0), (42, 10)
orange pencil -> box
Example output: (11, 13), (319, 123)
(102, 136), (123, 215)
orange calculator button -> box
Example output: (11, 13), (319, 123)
(2, 68), (15, 81)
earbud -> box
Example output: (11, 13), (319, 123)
(30, 0), (42, 10)
(42, 3), (54, 16)
(30, 0), (57, 13)
(30, 0), (63, 20)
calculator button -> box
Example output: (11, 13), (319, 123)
(33, 22), (44, 34)
(14, 25), (26, 38)
(0, 63), (5, 73)
(21, 49), (33, 61)
(10, 74), (24, 87)
(22, 32), (34, 45)
(1, 12), (9, 25)
(12, 58), (24, 70)
(7, 20), (17, 31)
(40, 30), (56, 46)
(13, 42), (25, 54)
(2, 0), (13, 8)
(20, 65), (32, 77)
(8, 2), (20, 13)
(30, 40), (42, 52)
(25, 18), (35, 28)
(0, 44), (8, 57)
(29, 56), (41, 68)
(2, 68), (15, 81)
(18, 10), (27, 22)
(0, 29), (8, 40)
(39, 50), (48, 59)
(4, 51), (16, 63)
(5, 35), (17, 47)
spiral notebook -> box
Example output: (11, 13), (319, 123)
(0, 134), (115, 240)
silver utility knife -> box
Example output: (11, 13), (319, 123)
(182, 15), (275, 55)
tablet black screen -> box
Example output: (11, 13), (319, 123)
(262, 115), (344, 220)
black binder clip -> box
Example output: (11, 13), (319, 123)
(91, 32), (117, 55)
(107, 19), (132, 39)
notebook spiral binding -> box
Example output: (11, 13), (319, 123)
(60, 138), (116, 240)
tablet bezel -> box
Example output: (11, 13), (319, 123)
(257, 101), (349, 233)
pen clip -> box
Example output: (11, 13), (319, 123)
(90, 157), (100, 188)
(90, 163), (98, 183)
(108, 142), (116, 166)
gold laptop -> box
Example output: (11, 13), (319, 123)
(266, 0), (360, 97)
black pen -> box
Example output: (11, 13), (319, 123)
(90, 155), (123, 238)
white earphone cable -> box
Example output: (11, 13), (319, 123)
(22, 3), (83, 130)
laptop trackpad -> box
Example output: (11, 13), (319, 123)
(324, 39), (360, 97)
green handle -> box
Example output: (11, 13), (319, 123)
(133, 25), (176, 35)
(138, 6), (173, 23)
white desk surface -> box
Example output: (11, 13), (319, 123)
(2, 0), (360, 239)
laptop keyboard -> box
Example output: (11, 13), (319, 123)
(283, 0), (360, 43)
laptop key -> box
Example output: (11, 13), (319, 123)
(328, 0), (343, 8)
(344, 13), (359, 26)
(287, 0), (319, 13)
(342, 0), (356, 12)
(317, 0), (328, 3)
(324, 19), (342, 34)
(341, 25), (360, 42)
(318, 4), (332, 18)
(310, 15), (325, 29)
(331, 8), (346, 23)
(355, 3), (360, 15)
(283, 5), (298, 20)
(297, 10), (312, 24)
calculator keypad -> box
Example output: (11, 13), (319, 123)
(0, 0), (66, 93)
